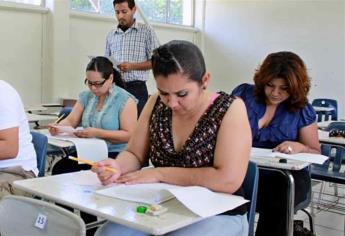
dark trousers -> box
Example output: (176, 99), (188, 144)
(125, 81), (148, 117)
(255, 169), (310, 236)
(52, 152), (119, 236)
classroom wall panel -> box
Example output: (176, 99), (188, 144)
(0, 8), (45, 106)
(203, 0), (345, 118)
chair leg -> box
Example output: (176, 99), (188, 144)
(310, 190), (315, 216)
(316, 181), (325, 209)
(301, 209), (314, 233)
(334, 183), (338, 197)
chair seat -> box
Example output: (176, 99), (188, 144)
(311, 166), (345, 184)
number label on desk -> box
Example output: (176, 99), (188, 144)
(35, 213), (47, 229)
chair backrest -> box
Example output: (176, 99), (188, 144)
(326, 121), (345, 132)
(312, 98), (338, 121)
(31, 131), (48, 177)
(58, 107), (73, 120)
(0, 195), (86, 236)
(320, 143), (345, 173)
(243, 161), (259, 236)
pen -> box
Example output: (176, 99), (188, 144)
(68, 156), (117, 173)
(54, 115), (65, 124)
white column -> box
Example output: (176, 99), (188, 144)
(42, 0), (71, 102)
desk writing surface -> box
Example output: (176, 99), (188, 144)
(318, 130), (345, 146)
(250, 156), (309, 170)
(37, 129), (74, 148)
(13, 171), (201, 235)
(26, 113), (58, 123)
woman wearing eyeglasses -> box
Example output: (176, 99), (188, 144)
(48, 56), (137, 234)
(49, 56), (137, 172)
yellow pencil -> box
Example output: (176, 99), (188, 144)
(68, 156), (117, 173)
(54, 115), (65, 124)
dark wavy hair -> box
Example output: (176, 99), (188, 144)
(253, 51), (310, 111)
(113, 0), (135, 9)
(86, 56), (125, 89)
(151, 40), (206, 85)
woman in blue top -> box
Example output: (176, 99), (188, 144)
(232, 51), (320, 236)
(49, 56), (137, 171)
(49, 56), (137, 233)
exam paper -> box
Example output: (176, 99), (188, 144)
(95, 183), (248, 218)
(251, 147), (328, 164)
(52, 125), (83, 137)
(96, 183), (175, 205)
(49, 135), (108, 163)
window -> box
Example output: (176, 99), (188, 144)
(1, 0), (41, 5)
(137, 0), (193, 26)
(70, 0), (114, 16)
(70, 0), (193, 26)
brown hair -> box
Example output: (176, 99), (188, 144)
(253, 51), (310, 111)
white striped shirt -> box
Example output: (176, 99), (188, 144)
(105, 21), (159, 82)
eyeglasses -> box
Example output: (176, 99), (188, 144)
(84, 78), (107, 88)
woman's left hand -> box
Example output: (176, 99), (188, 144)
(116, 168), (161, 184)
(273, 141), (305, 154)
(74, 128), (98, 138)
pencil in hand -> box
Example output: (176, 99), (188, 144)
(68, 156), (117, 173)
(54, 115), (65, 124)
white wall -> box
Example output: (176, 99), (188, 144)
(0, 2), (47, 106)
(203, 0), (345, 118)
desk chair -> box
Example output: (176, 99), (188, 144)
(58, 106), (73, 119)
(311, 144), (345, 197)
(294, 166), (314, 233)
(31, 131), (48, 177)
(312, 98), (338, 122)
(325, 121), (345, 132)
(311, 144), (345, 234)
(243, 161), (259, 236)
(0, 195), (86, 236)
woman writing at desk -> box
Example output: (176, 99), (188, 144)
(231, 51), (320, 236)
(49, 56), (137, 173)
(92, 40), (251, 236)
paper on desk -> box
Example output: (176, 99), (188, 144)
(50, 135), (108, 163)
(251, 147), (328, 164)
(53, 125), (83, 137)
(96, 183), (175, 205)
(96, 183), (248, 218)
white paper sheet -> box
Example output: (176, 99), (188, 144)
(95, 183), (248, 218)
(52, 125), (83, 137)
(167, 186), (248, 218)
(251, 147), (328, 164)
(96, 183), (175, 204)
(49, 136), (108, 163)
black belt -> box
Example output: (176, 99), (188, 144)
(125, 81), (146, 85)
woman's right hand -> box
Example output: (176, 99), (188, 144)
(91, 158), (122, 185)
(48, 124), (59, 136)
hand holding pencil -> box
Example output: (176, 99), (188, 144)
(88, 158), (122, 186)
(47, 115), (65, 135)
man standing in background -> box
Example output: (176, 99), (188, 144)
(105, 0), (159, 116)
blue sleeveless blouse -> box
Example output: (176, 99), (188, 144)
(79, 84), (136, 153)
